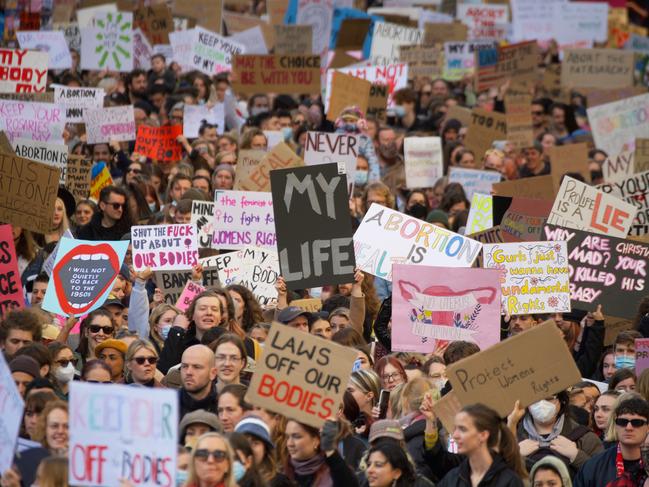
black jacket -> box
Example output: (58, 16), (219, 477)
(287, 451), (359, 487)
(373, 297), (392, 352)
(573, 320), (605, 378)
(178, 385), (218, 421)
(158, 325), (200, 374)
(405, 418), (437, 483)
(437, 453), (524, 487)
(574, 444), (644, 487)
(76, 212), (130, 241)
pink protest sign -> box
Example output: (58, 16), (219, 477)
(392, 264), (501, 353)
(131, 224), (199, 271)
(636, 338), (649, 375)
(176, 280), (206, 312)
(0, 49), (48, 93)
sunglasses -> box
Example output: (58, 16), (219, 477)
(86, 380), (112, 384)
(194, 449), (228, 462)
(104, 202), (124, 210)
(127, 167), (142, 174)
(615, 418), (648, 428)
(89, 325), (114, 335)
(56, 358), (78, 367)
(133, 356), (158, 365)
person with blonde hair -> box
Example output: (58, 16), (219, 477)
(185, 432), (237, 487)
(33, 456), (68, 487)
(125, 339), (162, 387)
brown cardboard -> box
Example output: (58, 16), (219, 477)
(327, 72), (371, 122)
(446, 105), (472, 126)
(0, 150), (60, 234)
(329, 51), (360, 69)
(548, 143), (590, 192)
(267, 0), (290, 25)
(0, 92), (55, 103)
(274, 25), (312, 55)
(0, 132), (14, 154)
(505, 93), (534, 151)
(245, 322), (357, 428)
(367, 84), (389, 123)
(336, 18), (372, 50)
(234, 142), (303, 192)
(604, 316), (634, 346)
(561, 49), (635, 89)
(447, 321), (581, 416)
(493, 175), (555, 200)
(468, 225), (504, 267)
(464, 108), (507, 163)
(134, 4), (173, 45)
(475, 41), (539, 92)
(423, 22), (467, 45)
(432, 390), (462, 433)
(232, 55), (320, 95)
(234, 150), (267, 191)
(399, 45), (443, 80)
(635, 139), (649, 174)
(290, 298), (323, 313)
(173, 0), (223, 34)
(65, 155), (93, 202)
(581, 86), (647, 107)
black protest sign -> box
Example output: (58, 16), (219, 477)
(543, 223), (648, 319)
(154, 271), (192, 304)
(270, 163), (355, 290)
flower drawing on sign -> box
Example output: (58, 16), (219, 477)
(96, 12), (132, 69)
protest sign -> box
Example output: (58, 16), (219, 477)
(636, 339), (649, 375)
(176, 280), (206, 312)
(443, 41), (494, 81)
(232, 54), (320, 95)
(466, 193), (493, 234)
(133, 27), (153, 70)
(493, 175), (555, 200)
(134, 4), (173, 45)
(457, 4), (508, 40)
(635, 139), (649, 174)
(598, 170), (649, 236)
(403, 136), (443, 189)
(154, 270), (192, 304)
(264, 131), (283, 150)
(80, 11), (134, 72)
(464, 108), (507, 164)
(601, 151), (635, 184)
(271, 164), (355, 289)
(132, 224), (199, 271)
(229, 26), (269, 55)
(212, 190), (276, 250)
(553, 2), (608, 45)
(0, 224), (25, 313)
(369, 22), (422, 66)
(12, 138), (68, 184)
(495, 196), (553, 243)
(84, 105), (136, 144)
(57, 21), (81, 52)
(66, 155), (93, 202)
(0, 150), (59, 234)
(0, 100), (64, 143)
(587, 93), (649, 156)
(169, 30), (194, 73)
(274, 25), (312, 55)
(326, 72), (371, 122)
(423, 22), (467, 45)
(290, 298), (323, 313)
(447, 320), (581, 416)
(543, 224), (649, 319)
(325, 63), (408, 108)
(505, 93), (534, 151)
(234, 150), (266, 190)
(17, 31), (72, 70)
(174, 0), (223, 34)
(367, 83), (389, 122)
(448, 167), (502, 201)
(42, 238), (129, 317)
(69, 382), (178, 486)
(304, 132), (358, 183)
(182, 103), (225, 138)
(190, 27), (245, 75)
(354, 204), (482, 281)
(548, 143), (590, 191)
(432, 390), (462, 434)
(392, 264), (501, 353)
(398, 45), (443, 82)
(0, 352), (23, 474)
(548, 176), (637, 238)
(235, 143), (303, 192)
(483, 241), (571, 315)
(287, 0), (333, 65)
(245, 322), (356, 428)
(134, 125), (182, 162)
(0, 49), (48, 93)
(561, 49), (634, 89)
(89, 163), (113, 201)
(53, 85), (104, 123)
(191, 201), (216, 249)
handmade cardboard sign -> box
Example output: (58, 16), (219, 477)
(80, 11), (134, 72)
(212, 190), (276, 250)
(432, 390), (462, 434)
(176, 280), (206, 312)
(467, 193), (493, 234)
(505, 93), (534, 150)
(53, 85), (104, 123)
(325, 63), (408, 109)
(636, 338), (649, 375)
(0, 352), (23, 474)
(66, 155), (93, 202)
(547, 176), (637, 238)
(274, 24), (312, 54)
(134, 125), (182, 162)
(598, 170), (649, 236)
(448, 167), (502, 200)
(493, 196), (553, 243)
(635, 139), (649, 174)
(403, 136), (443, 189)
(447, 320), (582, 416)
(134, 3), (173, 45)
(232, 54), (320, 94)
(0, 48), (48, 93)
(234, 144), (303, 192)
(561, 49), (634, 89)
(369, 22), (422, 66)
(548, 143), (590, 191)
(443, 41), (495, 81)
(0, 224), (25, 313)
(190, 27), (245, 75)
(464, 108), (507, 163)
(290, 298), (322, 312)
(133, 27), (153, 70)
(42, 238), (129, 317)
(392, 264), (501, 353)
(89, 163), (113, 201)
(84, 105), (136, 144)
(601, 151), (635, 184)
(132, 224), (199, 271)
(327, 72), (371, 122)
(423, 22), (467, 45)
(69, 382), (178, 486)
(457, 4), (508, 40)
(399, 45), (443, 81)
(493, 175), (555, 200)
(154, 270), (192, 304)
(190, 201), (215, 249)
(16, 31), (72, 70)
(245, 322), (356, 428)
(183, 103), (225, 138)
(368, 83), (389, 122)
(271, 164), (355, 290)
(483, 241), (571, 315)
(0, 100), (64, 143)
(12, 138), (68, 184)
(353, 204), (482, 281)
(285, 0), (333, 65)
(304, 132), (358, 182)
(474, 41), (539, 92)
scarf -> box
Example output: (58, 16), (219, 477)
(290, 453), (333, 487)
(607, 443), (645, 487)
(522, 413), (565, 447)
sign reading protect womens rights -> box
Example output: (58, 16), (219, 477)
(41, 238), (129, 317)
(392, 264), (501, 354)
(0, 352), (23, 474)
(353, 204), (482, 281)
(131, 224), (199, 271)
(245, 322), (356, 428)
(69, 382), (178, 487)
(0, 224), (24, 314)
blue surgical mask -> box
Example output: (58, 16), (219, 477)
(281, 126), (293, 141)
(354, 169), (368, 186)
(615, 355), (635, 370)
(160, 325), (172, 340)
(394, 105), (406, 118)
(233, 461), (246, 481)
(175, 470), (188, 487)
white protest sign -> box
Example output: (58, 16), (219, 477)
(80, 11), (134, 72)
(131, 224), (199, 271)
(0, 101), (64, 143)
(264, 130), (283, 150)
(0, 49), (48, 93)
(403, 136), (443, 189)
(53, 85), (105, 123)
(353, 204), (482, 281)
(12, 138), (68, 184)
(598, 171), (649, 237)
(553, 2), (608, 44)
(547, 176), (637, 238)
(68, 382), (177, 487)
(449, 167), (502, 200)
(370, 22), (422, 66)
(602, 151), (635, 184)
(169, 29), (194, 73)
(56, 22), (81, 52)
(304, 132), (358, 182)
(443, 41), (495, 81)
(190, 26), (245, 75)
(295, 0), (333, 67)
(84, 105), (136, 144)
(325, 63), (408, 109)
(230, 26), (268, 55)
(183, 104), (225, 138)
(212, 190), (276, 250)
(17, 31), (72, 69)
(511, 0), (565, 43)
(133, 28), (153, 70)
(466, 193), (494, 234)
(76, 4), (117, 27)
(0, 352), (24, 474)
(457, 4), (508, 41)
(191, 200), (216, 249)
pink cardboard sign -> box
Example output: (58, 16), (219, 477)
(392, 264), (502, 353)
(176, 280), (206, 312)
(636, 338), (649, 375)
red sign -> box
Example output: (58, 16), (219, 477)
(0, 224), (25, 314)
(134, 125), (183, 162)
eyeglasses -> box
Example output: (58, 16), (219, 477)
(615, 418), (648, 428)
(56, 358), (78, 367)
(86, 380), (112, 384)
(215, 354), (242, 364)
(382, 372), (401, 383)
(127, 167), (142, 174)
(133, 356), (158, 365)
(194, 449), (228, 462)
(88, 325), (114, 335)
(105, 202), (124, 210)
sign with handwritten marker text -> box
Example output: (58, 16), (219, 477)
(131, 224), (199, 271)
(0, 48), (48, 93)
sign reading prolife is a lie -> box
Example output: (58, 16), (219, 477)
(131, 224), (199, 271)
(0, 49), (48, 93)
(0, 224), (25, 314)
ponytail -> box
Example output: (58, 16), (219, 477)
(498, 421), (527, 479)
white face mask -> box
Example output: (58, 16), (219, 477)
(55, 362), (76, 384)
(528, 400), (557, 424)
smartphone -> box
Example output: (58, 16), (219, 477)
(378, 389), (390, 419)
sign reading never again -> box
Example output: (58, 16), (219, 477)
(270, 163), (355, 290)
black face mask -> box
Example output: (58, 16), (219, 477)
(406, 203), (428, 219)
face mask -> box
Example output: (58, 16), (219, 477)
(175, 470), (188, 487)
(148, 202), (157, 212)
(393, 105), (406, 118)
(433, 378), (447, 391)
(250, 106), (268, 117)
(615, 355), (635, 370)
(55, 362), (76, 384)
(233, 461), (246, 482)
(354, 169), (369, 186)
(406, 203), (428, 219)
(160, 324), (172, 340)
(528, 400), (557, 424)
(282, 126), (293, 141)
(341, 122), (359, 133)
(378, 142), (398, 160)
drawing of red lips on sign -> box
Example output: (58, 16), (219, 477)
(52, 243), (121, 315)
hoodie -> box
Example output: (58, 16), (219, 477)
(530, 456), (572, 487)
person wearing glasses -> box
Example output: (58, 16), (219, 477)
(47, 342), (78, 398)
(124, 339), (162, 387)
(574, 396), (649, 486)
(185, 432), (237, 487)
(375, 356), (408, 392)
(77, 185), (132, 241)
(75, 309), (116, 365)
(80, 359), (112, 384)
(210, 334), (247, 393)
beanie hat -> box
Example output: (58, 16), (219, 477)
(235, 416), (274, 450)
(10, 355), (40, 379)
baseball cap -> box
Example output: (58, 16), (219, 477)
(369, 420), (404, 443)
(277, 306), (312, 324)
